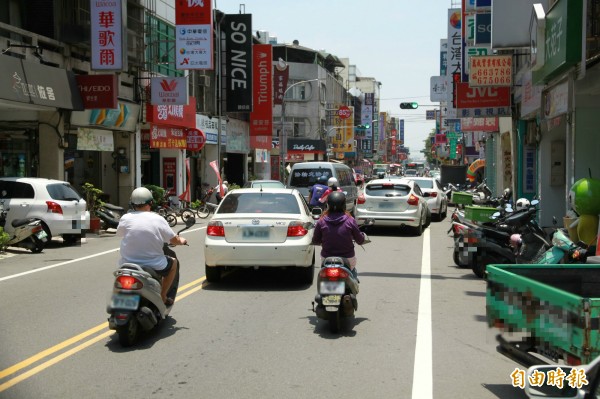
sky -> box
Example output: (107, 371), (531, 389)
(215, 0), (453, 158)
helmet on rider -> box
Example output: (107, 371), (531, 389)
(327, 177), (339, 189)
(327, 191), (346, 212)
(515, 198), (530, 210)
(130, 187), (154, 206)
(503, 187), (512, 201)
(318, 175), (329, 184)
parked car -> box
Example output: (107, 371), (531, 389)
(204, 188), (318, 283)
(355, 178), (429, 236)
(287, 161), (358, 215)
(402, 177), (448, 221)
(0, 177), (90, 244)
(242, 180), (286, 189)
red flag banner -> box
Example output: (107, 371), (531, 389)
(178, 158), (191, 203)
(209, 160), (223, 197)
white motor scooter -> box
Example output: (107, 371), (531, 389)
(0, 200), (48, 253)
(106, 217), (194, 346)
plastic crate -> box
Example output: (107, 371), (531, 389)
(451, 191), (473, 205)
(464, 205), (498, 222)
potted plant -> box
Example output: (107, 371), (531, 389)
(82, 182), (105, 232)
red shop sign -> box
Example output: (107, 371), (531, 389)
(186, 128), (206, 151)
(149, 124), (187, 149)
(455, 83), (510, 109)
(76, 74), (118, 109)
(146, 97), (196, 128)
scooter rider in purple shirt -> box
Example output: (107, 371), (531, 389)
(312, 191), (366, 280)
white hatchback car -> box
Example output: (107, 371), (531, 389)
(355, 178), (429, 236)
(402, 177), (448, 221)
(204, 188), (317, 283)
(0, 177), (90, 244)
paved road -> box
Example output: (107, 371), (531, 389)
(0, 217), (527, 398)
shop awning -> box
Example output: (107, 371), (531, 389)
(0, 54), (83, 110)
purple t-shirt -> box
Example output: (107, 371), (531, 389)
(312, 212), (365, 259)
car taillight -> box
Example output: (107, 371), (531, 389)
(46, 201), (63, 214)
(407, 194), (419, 206)
(318, 267), (349, 280)
(287, 222), (308, 237)
(115, 275), (143, 290)
(207, 221), (225, 236)
(357, 194), (365, 204)
(429, 192), (437, 198)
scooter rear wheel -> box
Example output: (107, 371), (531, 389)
(117, 318), (140, 347)
(328, 311), (341, 333)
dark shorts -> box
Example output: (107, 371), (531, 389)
(155, 256), (175, 277)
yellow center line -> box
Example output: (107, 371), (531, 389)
(0, 275), (208, 391)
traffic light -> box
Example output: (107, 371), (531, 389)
(355, 124), (370, 129)
(399, 102), (419, 109)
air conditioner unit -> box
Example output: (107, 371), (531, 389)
(197, 75), (211, 87)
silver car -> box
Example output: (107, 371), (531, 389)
(0, 177), (90, 244)
(402, 177), (448, 221)
(355, 178), (429, 236)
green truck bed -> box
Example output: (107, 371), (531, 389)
(486, 264), (600, 367)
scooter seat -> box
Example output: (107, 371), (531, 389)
(140, 266), (162, 280)
(104, 203), (125, 212)
(11, 218), (38, 228)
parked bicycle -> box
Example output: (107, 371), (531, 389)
(194, 186), (218, 219)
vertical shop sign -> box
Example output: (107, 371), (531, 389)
(224, 13), (252, 112)
(91, 0), (124, 70)
(250, 44), (272, 140)
(273, 60), (289, 105)
(175, 0), (213, 70)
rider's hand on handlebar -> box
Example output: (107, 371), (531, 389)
(178, 235), (188, 246)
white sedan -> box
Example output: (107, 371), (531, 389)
(402, 177), (448, 221)
(355, 178), (429, 236)
(204, 188), (318, 283)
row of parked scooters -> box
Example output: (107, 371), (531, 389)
(447, 185), (598, 279)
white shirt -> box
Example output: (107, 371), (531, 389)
(116, 211), (175, 270)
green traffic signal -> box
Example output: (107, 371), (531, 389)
(399, 102), (419, 109)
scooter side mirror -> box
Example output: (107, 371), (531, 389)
(531, 199), (540, 206)
(184, 217), (196, 228)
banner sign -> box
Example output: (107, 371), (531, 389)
(273, 60), (289, 105)
(455, 82), (511, 108)
(146, 97), (196, 128)
(175, 0), (213, 70)
(250, 44), (272, 137)
(150, 76), (189, 105)
(331, 105), (354, 153)
(469, 55), (512, 86)
(461, 117), (499, 131)
(76, 128), (114, 151)
(225, 14), (252, 112)
(76, 74), (118, 109)
(71, 102), (140, 132)
(149, 124), (187, 149)
(91, 0), (124, 70)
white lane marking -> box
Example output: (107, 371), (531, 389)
(412, 228), (432, 399)
(0, 226), (206, 283)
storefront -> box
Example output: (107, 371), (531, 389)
(0, 54), (83, 180)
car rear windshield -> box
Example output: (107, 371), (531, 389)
(218, 193), (300, 214)
(289, 169), (332, 188)
(365, 183), (411, 197)
(0, 181), (34, 199)
(47, 183), (82, 201)
(409, 179), (433, 189)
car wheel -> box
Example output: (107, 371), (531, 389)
(412, 218), (423, 236)
(42, 223), (53, 242)
(63, 234), (82, 245)
(205, 264), (222, 283)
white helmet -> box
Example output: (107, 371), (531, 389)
(130, 187), (153, 206)
(327, 177), (339, 188)
(515, 198), (530, 211)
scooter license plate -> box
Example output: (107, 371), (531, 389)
(35, 230), (48, 242)
(319, 281), (345, 295)
(110, 294), (140, 310)
(322, 295), (342, 306)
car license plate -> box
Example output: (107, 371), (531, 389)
(322, 295), (342, 306)
(36, 230), (48, 242)
(320, 281), (345, 294)
(379, 202), (393, 209)
(242, 226), (270, 239)
(110, 294), (140, 310)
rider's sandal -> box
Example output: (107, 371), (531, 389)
(164, 298), (174, 306)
